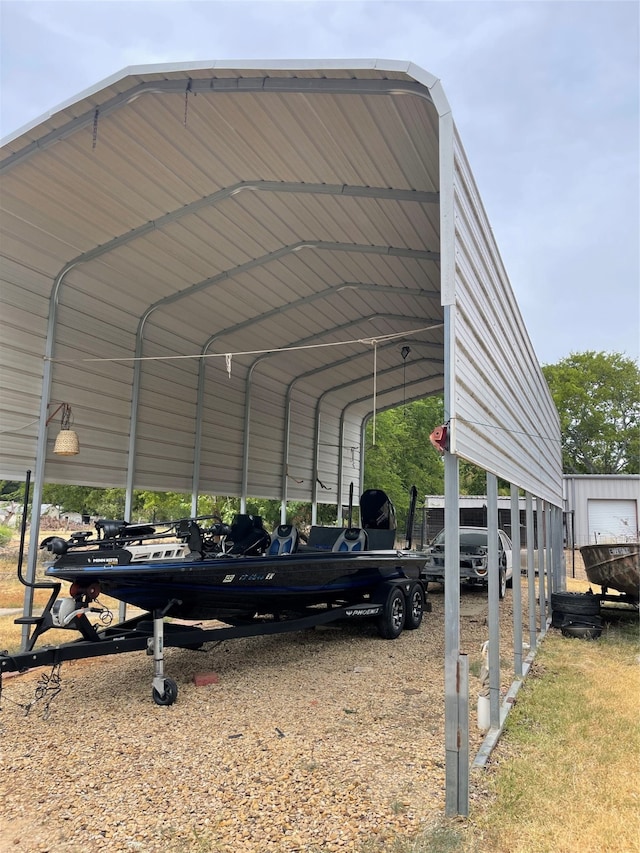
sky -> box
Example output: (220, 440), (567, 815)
(1, 0), (638, 367)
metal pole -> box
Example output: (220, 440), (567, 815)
(526, 492), (537, 651)
(486, 472), (500, 729)
(510, 484), (523, 678)
(457, 653), (469, 817)
(536, 497), (546, 635)
(545, 502), (553, 616)
(444, 449), (462, 816)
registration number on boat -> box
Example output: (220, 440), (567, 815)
(222, 572), (276, 583)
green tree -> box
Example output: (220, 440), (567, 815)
(542, 351), (640, 474)
(0, 481), (22, 500)
(364, 396), (445, 528)
(134, 490), (191, 522)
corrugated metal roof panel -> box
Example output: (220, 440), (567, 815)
(0, 59), (560, 514)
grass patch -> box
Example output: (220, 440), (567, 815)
(348, 615), (639, 853)
(467, 618), (640, 853)
(355, 822), (474, 853)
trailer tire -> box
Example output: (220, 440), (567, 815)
(551, 591), (600, 617)
(404, 582), (425, 630)
(377, 586), (406, 640)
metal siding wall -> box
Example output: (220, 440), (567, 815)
(134, 351), (199, 491)
(448, 128), (562, 505)
(340, 416), (363, 505)
(0, 275), (49, 478)
(285, 392), (318, 503)
(199, 369), (248, 496)
(316, 403), (343, 503)
(246, 376), (287, 498)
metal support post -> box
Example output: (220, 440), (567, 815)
(526, 493), (537, 651)
(457, 653), (469, 817)
(486, 472), (500, 729)
(444, 450), (463, 817)
(536, 497), (547, 634)
(510, 484), (523, 678)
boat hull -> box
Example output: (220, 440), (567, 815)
(580, 543), (639, 600)
(46, 550), (427, 620)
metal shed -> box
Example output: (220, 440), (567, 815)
(0, 59), (563, 814)
(564, 474), (640, 547)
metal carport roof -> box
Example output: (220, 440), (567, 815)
(1, 60), (454, 512)
(1, 58), (561, 514)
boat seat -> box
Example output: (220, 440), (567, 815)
(364, 528), (396, 549)
(228, 514), (271, 556)
(176, 519), (204, 558)
(306, 526), (342, 551)
(332, 527), (368, 552)
(268, 524), (299, 555)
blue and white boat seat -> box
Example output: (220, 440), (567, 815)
(268, 524), (299, 555)
(332, 527), (368, 552)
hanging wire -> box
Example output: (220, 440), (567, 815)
(401, 345), (411, 417)
(372, 341), (378, 446)
(50, 323), (443, 364)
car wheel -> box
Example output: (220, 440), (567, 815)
(499, 567), (507, 599)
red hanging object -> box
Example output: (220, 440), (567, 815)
(429, 424), (448, 454)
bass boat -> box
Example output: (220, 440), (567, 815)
(2, 483), (428, 705)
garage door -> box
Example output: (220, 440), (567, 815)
(587, 499), (638, 543)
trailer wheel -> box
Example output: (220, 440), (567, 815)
(404, 582), (425, 630)
(377, 586), (406, 639)
(152, 677), (178, 706)
(551, 591), (600, 617)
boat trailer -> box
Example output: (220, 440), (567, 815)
(2, 472), (427, 706)
(1, 585), (424, 706)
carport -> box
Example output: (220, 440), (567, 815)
(0, 59), (563, 815)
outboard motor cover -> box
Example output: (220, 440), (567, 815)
(360, 489), (397, 530)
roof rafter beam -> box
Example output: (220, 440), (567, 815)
(2, 77), (434, 170)
(42, 180), (438, 277)
(200, 282), (440, 352)
(140, 241), (440, 332)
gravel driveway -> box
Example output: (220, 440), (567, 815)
(0, 584), (527, 853)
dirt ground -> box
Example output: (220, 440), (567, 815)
(0, 566), (555, 853)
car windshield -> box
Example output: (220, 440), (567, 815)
(432, 530), (489, 547)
